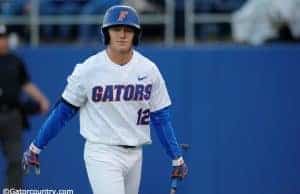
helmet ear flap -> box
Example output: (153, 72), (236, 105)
(133, 29), (141, 46)
(101, 28), (110, 45)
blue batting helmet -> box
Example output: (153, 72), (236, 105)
(101, 5), (141, 46)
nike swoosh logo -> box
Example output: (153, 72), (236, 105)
(138, 76), (147, 81)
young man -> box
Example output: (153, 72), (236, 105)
(23, 5), (187, 194)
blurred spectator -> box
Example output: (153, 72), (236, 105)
(268, 0), (300, 42)
(0, 25), (50, 189)
(194, 0), (245, 40)
(0, 0), (30, 42)
(0, 0), (28, 16)
(39, 0), (88, 40)
(232, 0), (300, 45)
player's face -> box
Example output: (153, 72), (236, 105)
(0, 36), (8, 55)
(108, 26), (135, 54)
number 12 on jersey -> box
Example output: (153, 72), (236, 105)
(137, 108), (150, 125)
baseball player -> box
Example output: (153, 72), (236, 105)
(22, 5), (188, 194)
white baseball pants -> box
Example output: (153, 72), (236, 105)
(84, 141), (142, 194)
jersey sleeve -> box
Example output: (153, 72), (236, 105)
(62, 63), (87, 107)
(150, 106), (182, 159)
(149, 65), (171, 112)
(32, 98), (78, 151)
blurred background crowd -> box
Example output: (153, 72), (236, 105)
(0, 0), (300, 46)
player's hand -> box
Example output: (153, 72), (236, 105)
(171, 157), (188, 180)
(22, 147), (41, 175)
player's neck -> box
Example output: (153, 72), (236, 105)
(106, 47), (133, 66)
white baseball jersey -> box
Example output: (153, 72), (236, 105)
(62, 50), (171, 146)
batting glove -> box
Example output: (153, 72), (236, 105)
(22, 143), (41, 175)
(171, 157), (188, 180)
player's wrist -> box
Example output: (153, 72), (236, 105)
(172, 156), (184, 166)
(29, 142), (42, 154)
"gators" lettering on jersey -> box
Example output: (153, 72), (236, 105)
(92, 84), (152, 102)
